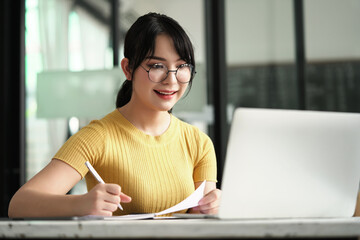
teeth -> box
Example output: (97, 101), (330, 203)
(157, 91), (174, 95)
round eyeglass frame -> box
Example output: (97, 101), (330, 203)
(140, 63), (196, 83)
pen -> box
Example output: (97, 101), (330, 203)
(85, 161), (123, 210)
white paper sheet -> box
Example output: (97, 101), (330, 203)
(155, 180), (206, 216)
(102, 180), (207, 220)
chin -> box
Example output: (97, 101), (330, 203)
(151, 99), (178, 112)
(155, 103), (176, 112)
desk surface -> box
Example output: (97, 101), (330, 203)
(1, 217), (360, 239)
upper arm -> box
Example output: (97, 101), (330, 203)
(21, 159), (82, 195)
(192, 132), (217, 183)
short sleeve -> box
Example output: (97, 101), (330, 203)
(53, 120), (106, 178)
(193, 131), (217, 183)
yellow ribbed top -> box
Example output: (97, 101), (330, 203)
(54, 109), (217, 215)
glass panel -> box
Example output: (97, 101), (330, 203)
(25, 0), (113, 194)
(225, 0), (297, 121)
(304, 0), (360, 112)
(25, 0), (46, 179)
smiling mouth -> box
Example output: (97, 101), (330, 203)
(154, 90), (177, 95)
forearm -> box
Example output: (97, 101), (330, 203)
(8, 189), (84, 218)
(354, 192), (360, 217)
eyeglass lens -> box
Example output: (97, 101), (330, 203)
(149, 64), (192, 83)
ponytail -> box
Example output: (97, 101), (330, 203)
(116, 80), (132, 108)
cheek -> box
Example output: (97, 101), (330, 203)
(132, 73), (153, 90)
(179, 84), (190, 96)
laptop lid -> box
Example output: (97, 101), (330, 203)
(219, 108), (360, 219)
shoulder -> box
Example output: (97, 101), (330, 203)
(76, 110), (120, 138)
(87, 110), (121, 129)
(172, 115), (213, 145)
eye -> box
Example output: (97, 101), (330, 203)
(150, 63), (166, 69)
(178, 63), (191, 69)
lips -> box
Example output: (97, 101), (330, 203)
(154, 90), (177, 95)
(154, 89), (177, 99)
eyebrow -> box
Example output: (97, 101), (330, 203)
(145, 56), (183, 62)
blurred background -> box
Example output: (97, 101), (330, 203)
(1, 0), (360, 217)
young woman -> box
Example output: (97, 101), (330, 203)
(8, 12), (221, 217)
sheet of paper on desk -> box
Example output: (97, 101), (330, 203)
(102, 180), (206, 220)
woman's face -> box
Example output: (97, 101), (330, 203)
(130, 34), (190, 113)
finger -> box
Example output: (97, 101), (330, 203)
(105, 184), (122, 195)
(100, 185), (131, 208)
(191, 206), (200, 212)
(120, 193), (132, 203)
(87, 202), (114, 217)
(198, 200), (219, 212)
(104, 194), (121, 205)
(200, 207), (219, 215)
(100, 210), (113, 217)
(91, 185), (121, 205)
(198, 189), (222, 205)
(91, 209), (113, 217)
(102, 201), (119, 212)
(105, 184), (132, 203)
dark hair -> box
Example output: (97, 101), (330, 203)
(116, 12), (195, 109)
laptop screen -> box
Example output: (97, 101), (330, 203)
(219, 108), (360, 219)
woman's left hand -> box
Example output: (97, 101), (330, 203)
(190, 181), (222, 214)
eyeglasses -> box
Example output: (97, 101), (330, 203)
(140, 63), (195, 83)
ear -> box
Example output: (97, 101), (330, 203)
(121, 58), (132, 80)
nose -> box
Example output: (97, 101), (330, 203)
(162, 70), (178, 84)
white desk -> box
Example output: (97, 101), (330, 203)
(1, 217), (360, 239)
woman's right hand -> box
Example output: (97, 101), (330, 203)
(8, 159), (131, 218)
(80, 183), (132, 216)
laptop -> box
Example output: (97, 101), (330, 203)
(217, 108), (360, 219)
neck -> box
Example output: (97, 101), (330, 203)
(117, 104), (171, 136)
